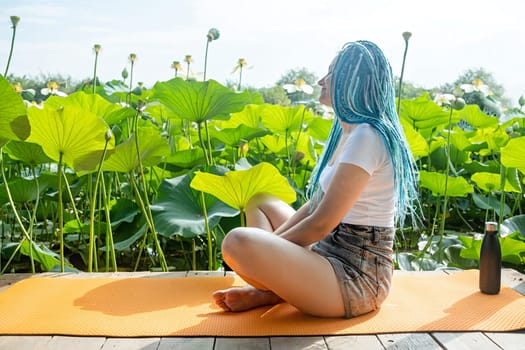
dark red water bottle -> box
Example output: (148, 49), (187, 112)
(479, 221), (501, 294)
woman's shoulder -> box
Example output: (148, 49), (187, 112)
(347, 123), (382, 143)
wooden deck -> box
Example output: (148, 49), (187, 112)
(0, 269), (524, 350)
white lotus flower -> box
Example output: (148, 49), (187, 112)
(433, 93), (455, 106)
(460, 78), (492, 96)
(41, 81), (67, 97)
(283, 78), (314, 95)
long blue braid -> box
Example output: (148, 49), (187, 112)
(307, 40), (420, 229)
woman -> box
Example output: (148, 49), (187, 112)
(213, 40), (419, 318)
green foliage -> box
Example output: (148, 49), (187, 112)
(0, 75), (30, 145)
(191, 162), (296, 212)
(2, 62), (525, 273)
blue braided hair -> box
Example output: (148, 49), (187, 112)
(307, 40), (420, 229)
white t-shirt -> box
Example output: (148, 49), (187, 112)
(319, 123), (395, 227)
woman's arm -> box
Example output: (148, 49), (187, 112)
(272, 202), (312, 236)
(279, 163), (370, 246)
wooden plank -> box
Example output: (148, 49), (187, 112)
(187, 271), (227, 277)
(501, 268), (525, 296)
(215, 337), (270, 350)
(484, 332), (525, 350)
(270, 336), (327, 349)
(432, 332), (500, 349)
(377, 333), (442, 350)
(157, 337), (215, 350)
(100, 337), (160, 350)
(0, 335), (51, 349)
(0, 273), (33, 292)
(42, 335), (106, 350)
(324, 335), (385, 349)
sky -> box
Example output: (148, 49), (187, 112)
(1, 0), (524, 106)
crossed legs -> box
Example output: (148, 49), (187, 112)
(213, 195), (346, 318)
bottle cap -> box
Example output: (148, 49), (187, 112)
(485, 221), (498, 233)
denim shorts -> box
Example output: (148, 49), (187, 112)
(311, 223), (395, 318)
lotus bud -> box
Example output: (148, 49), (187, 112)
(207, 28), (220, 42)
(240, 142), (249, 155)
(453, 86), (464, 97)
(12, 82), (22, 93)
(121, 67), (129, 79)
(451, 97), (466, 110)
(105, 129), (113, 142)
(93, 44), (102, 54)
(402, 31), (412, 43)
(293, 151), (305, 162)
(47, 81), (59, 91)
(512, 122), (520, 131)
(10, 16), (20, 28)
(519, 95), (525, 107)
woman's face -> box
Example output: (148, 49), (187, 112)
(318, 58), (336, 107)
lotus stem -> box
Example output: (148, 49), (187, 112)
(57, 152), (65, 272)
(397, 32), (411, 115)
(203, 40), (210, 81)
(132, 111), (168, 271)
(88, 137), (111, 272)
(4, 16), (20, 77)
(0, 147), (34, 272)
(200, 191), (213, 270)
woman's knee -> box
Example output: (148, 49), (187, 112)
(221, 228), (255, 259)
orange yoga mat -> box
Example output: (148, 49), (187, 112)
(0, 270), (524, 337)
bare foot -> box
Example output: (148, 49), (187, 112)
(212, 285), (283, 312)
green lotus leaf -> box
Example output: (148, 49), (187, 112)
(19, 240), (74, 272)
(102, 127), (170, 173)
(163, 148), (206, 170)
(260, 134), (286, 154)
(190, 162), (296, 211)
(108, 216), (147, 251)
(469, 127), (509, 156)
(0, 75), (30, 145)
(501, 136), (525, 174)
(401, 118), (428, 158)
(4, 140), (54, 165)
(26, 105), (114, 171)
(419, 170), (473, 197)
(501, 214), (525, 238)
(429, 143), (468, 171)
(506, 167), (522, 193)
(448, 129), (473, 151)
(0, 175), (53, 205)
(109, 198), (141, 227)
(471, 172), (521, 193)
(219, 104), (264, 129)
(458, 235), (482, 260)
(471, 193), (511, 217)
(210, 124), (268, 147)
(307, 117), (332, 143)
(45, 91), (119, 119)
(455, 104), (499, 129)
(399, 94), (454, 130)
(500, 235), (525, 265)
(44, 90), (136, 126)
(260, 104), (310, 135)
(462, 160), (499, 174)
(152, 78), (258, 123)
(151, 173), (239, 238)
(294, 130), (316, 165)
